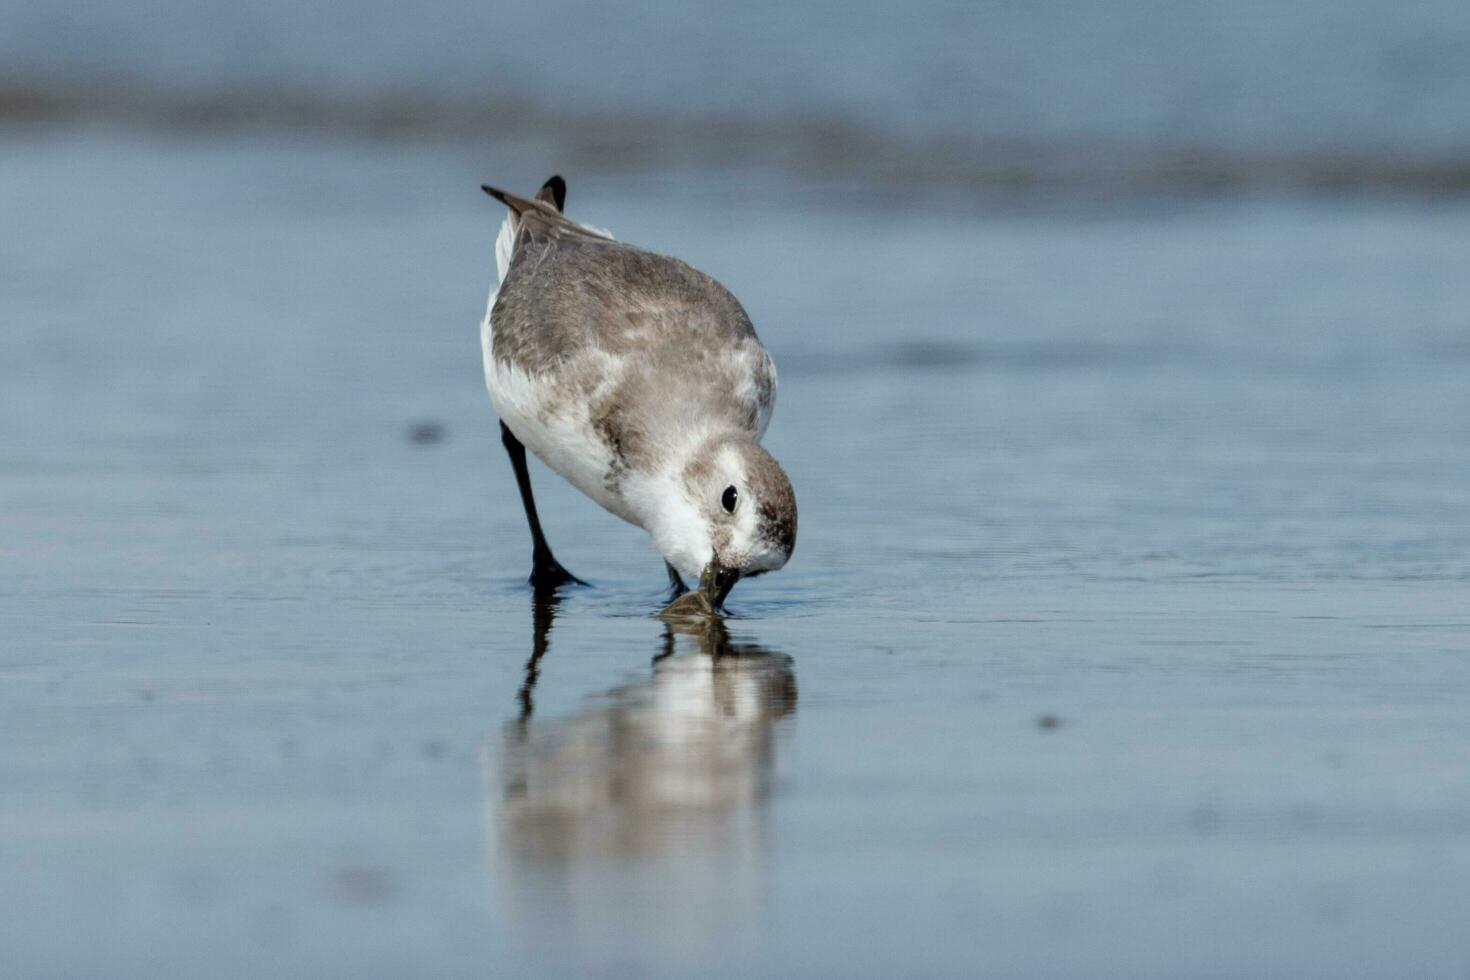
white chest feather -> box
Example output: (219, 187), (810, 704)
(481, 313), (639, 524)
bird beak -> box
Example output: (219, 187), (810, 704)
(702, 562), (742, 611)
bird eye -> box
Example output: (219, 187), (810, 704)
(721, 485), (738, 513)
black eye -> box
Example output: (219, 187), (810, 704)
(721, 485), (738, 513)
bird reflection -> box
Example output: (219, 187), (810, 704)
(498, 594), (796, 860)
(486, 590), (796, 960)
(512, 585), (562, 729)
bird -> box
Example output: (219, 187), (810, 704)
(479, 175), (796, 611)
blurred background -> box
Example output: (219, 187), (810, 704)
(5, 0), (1470, 193)
(4, 2), (1470, 978)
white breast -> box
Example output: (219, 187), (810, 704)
(481, 313), (641, 525)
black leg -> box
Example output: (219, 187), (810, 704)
(500, 421), (586, 589)
(665, 561), (689, 598)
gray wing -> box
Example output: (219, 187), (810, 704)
(486, 183), (775, 469)
(492, 238), (763, 373)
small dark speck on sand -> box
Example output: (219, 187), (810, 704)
(325, 865), (399, 907)
(406, 420), (447, 445)
(1037, 713), (1062, 730)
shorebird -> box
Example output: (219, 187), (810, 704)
(480, 176), (796, 610)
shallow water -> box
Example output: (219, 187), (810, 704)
(4, 128), (1470, 978)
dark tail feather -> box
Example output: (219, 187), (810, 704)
(538, 175), (566, 212)
(480, 175), (610, 247)
(481, 175), (566, 213)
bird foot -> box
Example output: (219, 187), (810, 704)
(529, 555), (588, 591)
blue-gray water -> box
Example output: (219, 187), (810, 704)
(4, 127), (1470, 978)
(4, 3), (1470, 975)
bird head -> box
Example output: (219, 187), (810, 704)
(652, 435), (796, 610)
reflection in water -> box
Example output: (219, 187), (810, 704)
(486, 592), (796, 964)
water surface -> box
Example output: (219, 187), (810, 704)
(3, 129), (1470, 977)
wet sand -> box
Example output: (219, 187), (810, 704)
(3, 130), (1470, 978)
